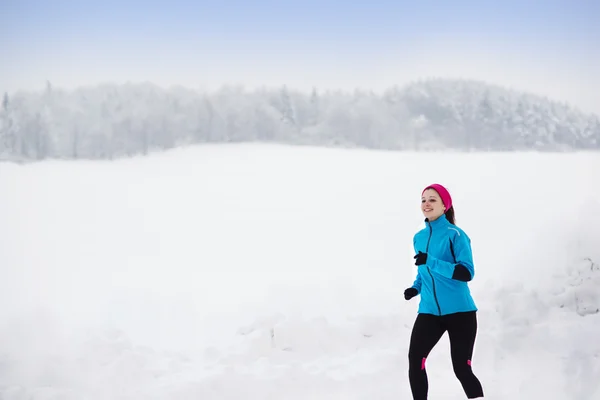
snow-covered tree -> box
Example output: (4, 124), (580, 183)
(1, 78), (598, 162)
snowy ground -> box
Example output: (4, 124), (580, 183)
(1, 143), (599, 399)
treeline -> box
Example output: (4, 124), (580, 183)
(1, 78), (598, 161)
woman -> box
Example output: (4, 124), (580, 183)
(404, 183), (484, 399)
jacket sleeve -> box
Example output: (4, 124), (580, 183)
(426, 231), (475, 281)
(412, 273), (422, 292)
(411, 236), (422, 292)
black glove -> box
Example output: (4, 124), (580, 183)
(414, 251), (427, 266)
(404, 287), (418, 300)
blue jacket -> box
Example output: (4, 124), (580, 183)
(411, 214), (477, 315)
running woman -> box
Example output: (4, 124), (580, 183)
(404, 183), (485, 399)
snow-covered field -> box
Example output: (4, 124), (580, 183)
(1, 143), (599, 399)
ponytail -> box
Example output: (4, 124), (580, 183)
(446, 206), (456, 225)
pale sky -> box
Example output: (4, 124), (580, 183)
(1, 0), (599, 114)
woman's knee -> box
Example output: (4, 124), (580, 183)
(452, 361), (473, 380)
(409, 354), (427, 371)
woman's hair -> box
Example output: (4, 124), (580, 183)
(445, 206), (456, 225)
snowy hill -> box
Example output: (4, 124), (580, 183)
(1, 143), (599, 399)
(395, 79), (600, 151)
(1, 79), (599, 161)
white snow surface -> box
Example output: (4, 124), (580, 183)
(1, 143), (600, 399)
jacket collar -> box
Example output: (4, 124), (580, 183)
(425, 213), (449, 228)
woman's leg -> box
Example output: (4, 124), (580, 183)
(446, 311), (484, 398)
(408, 313), (446, 400)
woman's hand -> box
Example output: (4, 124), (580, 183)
(404, 287), (418, 300)
(414, 251), (428, 265)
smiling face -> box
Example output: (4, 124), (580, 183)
(421, 188), (446, 220)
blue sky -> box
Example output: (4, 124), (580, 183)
(1, 0), (599, 113)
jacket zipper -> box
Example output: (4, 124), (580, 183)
(425, 221), (442, 316)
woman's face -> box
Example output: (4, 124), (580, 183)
(421, 188), (446, 220)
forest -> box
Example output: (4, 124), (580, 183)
(1, 78), (598, 162)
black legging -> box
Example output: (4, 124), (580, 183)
(408, 311), (484, 399)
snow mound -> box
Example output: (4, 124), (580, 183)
(554, 257), (600, 317)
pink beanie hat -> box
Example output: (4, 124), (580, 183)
(422, 183), (453, 211)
